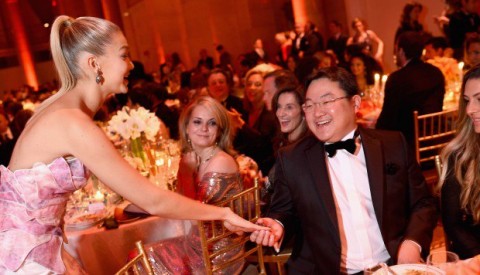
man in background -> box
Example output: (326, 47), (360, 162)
(262, 69), (298, 111)
(376, 31), (445, 148)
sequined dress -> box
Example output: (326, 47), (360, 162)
(0, 157), (88, 273)
(145, 172), (244, 274)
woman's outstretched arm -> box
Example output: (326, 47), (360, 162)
(65, 111), (266, 232)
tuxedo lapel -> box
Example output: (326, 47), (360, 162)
(360, 128), (385, 229)
(304, 141), (340, 236)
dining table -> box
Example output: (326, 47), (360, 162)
(64, 215), (191, 274)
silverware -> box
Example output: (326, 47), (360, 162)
(380, 263), (398, 275)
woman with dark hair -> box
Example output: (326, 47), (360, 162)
(272, 86), (308, 150)
(438, 64), (480, 259)
(349, 54), (374, 97)
(395, 1), (424, 44)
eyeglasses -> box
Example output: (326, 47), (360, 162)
(302, 96), (349, 112)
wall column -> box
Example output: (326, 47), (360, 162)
(85, 0), (103, 18)
(101, 0), (124, 29)
(291, 0), (326, 34)
(291, 0), (308, 24)
(5, 0), (38, 90)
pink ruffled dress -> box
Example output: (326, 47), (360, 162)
(0, 157), (88, 273)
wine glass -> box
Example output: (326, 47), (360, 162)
(427, 250), (459, 273)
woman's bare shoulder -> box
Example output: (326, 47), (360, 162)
(206, 151), (238, 174)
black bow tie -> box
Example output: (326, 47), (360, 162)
(325, 139), (356, 157)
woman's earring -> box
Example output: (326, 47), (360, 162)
(187, 136), (192, 147)
(95, 69), (104, 84)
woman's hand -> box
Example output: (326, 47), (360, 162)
(228, 108), (245, 132)
(222, 207), (268, 235)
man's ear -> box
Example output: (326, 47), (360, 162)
(353, 95), (362, 112)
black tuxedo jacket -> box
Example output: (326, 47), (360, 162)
(268, 127), (438, 274)
(327, 34), (348, 63)
(376, 58), (445, 147)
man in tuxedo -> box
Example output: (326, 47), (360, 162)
(376, 31), (445, 148)
(327, 20), (349, 65)
(207, 68), (246, 118)
(291, 22), (307, 59)
(250, 67), (438, 274)
(262, 69), (298, 111)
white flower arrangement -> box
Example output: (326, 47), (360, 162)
(107, 106), (161, 142)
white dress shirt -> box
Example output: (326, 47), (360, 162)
(326, 129), (390, 274)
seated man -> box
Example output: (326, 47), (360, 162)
(376, 31), (445, 148)
(250, 67), (438, 274)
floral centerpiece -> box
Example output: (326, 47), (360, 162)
(427, 57), (461, 89)
(427, 57), (462, 109)
(107, 106), (161, 175)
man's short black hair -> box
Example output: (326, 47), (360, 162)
(397, 31), (427, 59)
(305, 67), (359, 97)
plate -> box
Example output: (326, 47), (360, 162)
(374, 263), (445, 275)
(65, 212), (105, 230)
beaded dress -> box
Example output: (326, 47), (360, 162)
(145, 172), (244, 274)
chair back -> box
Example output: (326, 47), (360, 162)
(198, 178), (266, 274)
(413, 109), (458, 166)
(115, 241), (153, 275)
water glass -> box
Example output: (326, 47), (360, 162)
(427, 250), (459, 272)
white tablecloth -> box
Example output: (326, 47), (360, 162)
(65, 216), (190, 275)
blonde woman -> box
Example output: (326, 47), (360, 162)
(146, 96), (246, 274)
(439, 65), (480, 260)
(0, 16), (264, 274)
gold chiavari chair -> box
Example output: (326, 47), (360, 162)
(413, 109), (458, 189)
(198, 178), (266, 275)
(251, 246), (292, 275)
(115, 241), (153, 275)
(434, 155), (443, 178)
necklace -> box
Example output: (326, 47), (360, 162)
(199, 146), (218, 166)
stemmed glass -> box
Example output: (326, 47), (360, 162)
(426, 250), (459, 273)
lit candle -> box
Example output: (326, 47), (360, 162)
(94, 190), (104, 202)
(156, 158), (165, 166)
(374, 73), (380, 91)
(381, 75), (388, 94)
(458, 61), (464, 83)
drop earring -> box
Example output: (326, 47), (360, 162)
(95, 69), (104, 84)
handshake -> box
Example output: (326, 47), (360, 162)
(250, 218), (284, 252)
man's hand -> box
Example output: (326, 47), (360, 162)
(249, 218), (284, 251)
(397, 240), (422, 264)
